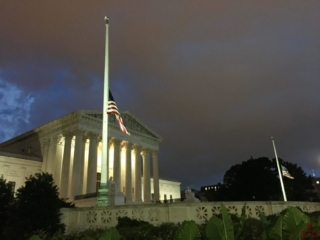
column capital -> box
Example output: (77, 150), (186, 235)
(55, 135), (64, 145)
(74, 129), (85, 136)
(63, 132), (74, 139)
(132, 144), (142, 152)
(87, 132), (99, 140)
(110, 138), (122, 146)
(151, 149), (159, 156)
(121, 141), (133, 149)
(141, 147), (150, 155)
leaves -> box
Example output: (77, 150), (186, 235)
(258, 210), (271, 237)
(4, 172), (65, 239)
(206, 203), (234, 240)
(99, 227), (121, 240)
(268, 215), (283, 240)
(212, 157), (317, 201)
(174, 220), (200, 240)
(0, 178), (14, 239)
(29, 235), (42, 240)
(283, 207), (310, 234)
(221, 204), (234, 240)
(206, 215), (223, 240)
(235, 203), (246, 240)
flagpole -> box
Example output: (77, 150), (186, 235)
(97, 16), (110, 206)
(271, 137), (287, 202)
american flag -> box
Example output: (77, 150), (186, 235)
(108, 90), (130, 135)
(281, 165), (294, 179)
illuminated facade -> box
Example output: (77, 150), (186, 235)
(0, 110), (180, 204)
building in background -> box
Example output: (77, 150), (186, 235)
(0, 110), (181, 204)
(312, 177), (320, 198)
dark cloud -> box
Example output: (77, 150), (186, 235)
(1, 0), (320, 189)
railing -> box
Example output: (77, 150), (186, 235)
(61, 201), (320, 233)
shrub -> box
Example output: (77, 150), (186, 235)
(0, 178), (14, 239)
(116, 217), (157, 240)
(241, 218), (264, 240)
(4, 172), (65, 240)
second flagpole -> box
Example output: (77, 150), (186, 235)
(271, 137), (287, 202)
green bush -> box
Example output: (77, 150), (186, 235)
(152, 222), (180, 240)
(116, 217), (157, 240)
(28, 205), (320, 240)
(4, 173), (65, 240)
(306, 211), (320, 223)
(0, 178), (14, 239)
(241, 218), (264, 240)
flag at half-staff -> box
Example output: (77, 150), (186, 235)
(108, 90), (130, 135)
(281, 165), (294, 179)
(271, 137), (287, 201)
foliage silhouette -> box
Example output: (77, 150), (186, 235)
(0, 177), (14, 239)
(4, 172), (65, 240)
(208, 157), (317, 201)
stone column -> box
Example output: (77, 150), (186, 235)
(80, 136), (88, 195)
(71, 130), (84, 199)
(108, 137), (113, 180)
(41, 137), (50, 172)
(142, 149), (151, 203)
(133, 145), (142, 203)
(87, 133), (98, 194)
(54, 136), (64, 188)
(111, 138), (121, 192)
(60, 133), (73, 198)
(47, 136), (58, 175)
(123, 142), (133, 203)
(152, 150), (160, 203)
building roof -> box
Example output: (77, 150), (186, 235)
(0, 148), (41, 162)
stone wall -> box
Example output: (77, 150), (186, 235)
(0, 151), (42, 191)
(61, 201), (320, 232)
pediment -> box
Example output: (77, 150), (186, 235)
(84, 110), (162, 141)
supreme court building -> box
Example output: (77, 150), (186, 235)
(0, 110), (181, 205)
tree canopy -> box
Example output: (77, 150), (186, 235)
(0, 178), (14, 239)
(206, 157), (317, 201)
(3, 172), (65, 240)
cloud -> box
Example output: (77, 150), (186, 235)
(0, 76), (34, 142)
(1, 1), (320, 189)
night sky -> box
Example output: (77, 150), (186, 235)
(1, 1), (320, 190)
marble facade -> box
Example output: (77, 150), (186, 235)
(0, 110), (181, 203)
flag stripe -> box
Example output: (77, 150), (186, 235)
(281, 165), (294, 179)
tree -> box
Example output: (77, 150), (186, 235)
(279, 160), (317, 201)
(4, 172), (65, 240)
(209, 157), (317, 201)
(0, 178), (14, 239)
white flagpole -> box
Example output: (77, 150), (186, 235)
(271, 137), (287, 202)
(97, 16), (110, 206)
